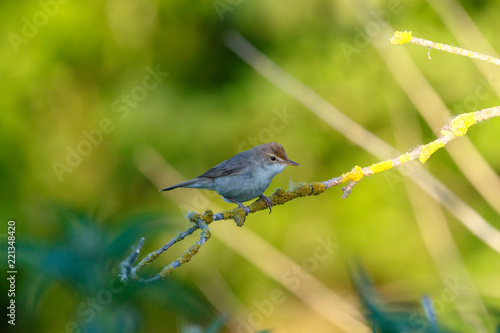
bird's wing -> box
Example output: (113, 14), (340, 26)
(198, 156), (248, 179)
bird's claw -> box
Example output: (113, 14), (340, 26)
(228, 196), (272, 227)
(233, 202), (250, 216)
(259, 195), (273, 214)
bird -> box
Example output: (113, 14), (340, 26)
(160, 142), (299, 214)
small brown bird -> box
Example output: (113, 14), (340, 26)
(160, 142), (299, 213)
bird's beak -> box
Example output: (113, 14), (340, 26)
(286, 160), (300, 166)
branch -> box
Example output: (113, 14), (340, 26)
(121, 218), (211, 282)
(390, 31), (500, 66)
(119, 237), (144, 282)
(119, 107), (499, 282)
(120, 30), (500, 282)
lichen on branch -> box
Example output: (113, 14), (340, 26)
(390, 30), (500, 66)
(118, 31), (500, 282)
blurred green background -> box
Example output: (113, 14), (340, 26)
(2, 0), (500, 332)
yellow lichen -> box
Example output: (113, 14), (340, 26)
(187, 212), (202, 223)
(202, 209), (214, 224)
(342, 165), (364, 182)
(180, 246), (197, 261)
(233, 208), (246, 227)
(271, 188), (289, 205)
(390, 31), (413, 45)
(221, 210), (235, 221)
(159, 267), (173, 278)
(248, 199), (267, 212)
(369, 160), (393, 174)
(418, 140), (445, 163)
(141, 252), (159, 266)
(294, 184), (312, 197)
(398, 153), (412, 164)
(441, 113), (477, 137)
(311, 182), (325, 195)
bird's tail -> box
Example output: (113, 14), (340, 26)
(159, 179), (200, 191)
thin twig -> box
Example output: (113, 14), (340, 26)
(134, 224), (199, 273)
(137, 218), (211, 282)
(390, 31), (500, 66)
(119, 237), (145, 282)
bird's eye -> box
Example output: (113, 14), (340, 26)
(270, 155), (276, 161)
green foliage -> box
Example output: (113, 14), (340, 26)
(353, 266), (453, 333)
(14, 207), (217, 332)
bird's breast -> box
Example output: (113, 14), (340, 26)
(212, 171), (274, 203)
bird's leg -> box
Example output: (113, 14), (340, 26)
(227, 198), (251, 216)
(259, 194), (273, 214)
